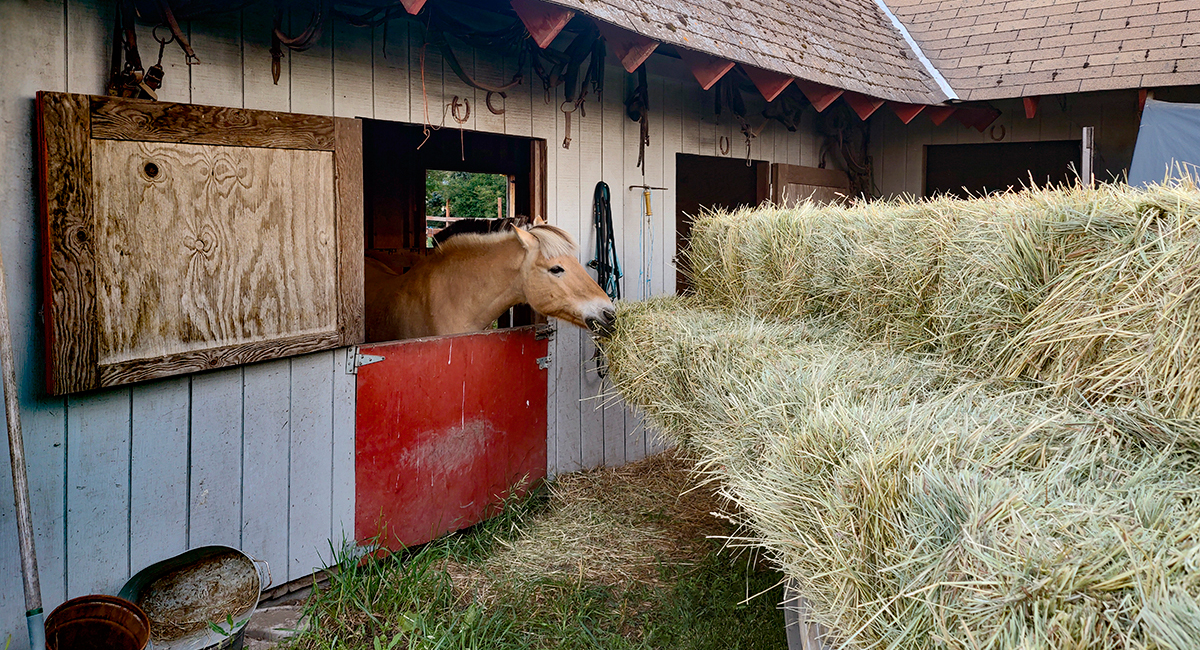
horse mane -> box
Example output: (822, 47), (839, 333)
(433, 217), (529, 246)
(434, 220), (578, 259)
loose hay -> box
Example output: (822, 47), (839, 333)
(601, 181), (1200, 649)
(448, 449), (730, 602)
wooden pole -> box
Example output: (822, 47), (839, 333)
(0, 242), (46, 649)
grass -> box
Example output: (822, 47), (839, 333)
(283, 451), (789, 650)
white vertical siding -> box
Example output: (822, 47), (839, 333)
(0, 4), (827, 644)
(869, 92), (1141, 198)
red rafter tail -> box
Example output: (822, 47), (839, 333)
(954, 106), (1001, 131)
(794, 79), (843, 112)
(843, 92), (884, 120)
(595, 21), (659, 72)
(741, 65), (793, 102)
(925, 105), (956, 126)
(510, 0), (575, 48)
(677, 48), (735, 90)
(1023, 96), (1039, 119)
(888, 101), (925, 124)
(400, 0), (427, 15)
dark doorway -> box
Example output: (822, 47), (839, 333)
(675, 154), (769, 294)
(362, 120), (546, 328)
(925, 140), (1081, 198)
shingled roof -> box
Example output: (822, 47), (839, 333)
(521, 0), (1199, 109)
(538, 0), (952, 104)
(886, 0), (1200, 101)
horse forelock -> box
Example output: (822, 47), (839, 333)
(526, 224), (577, 259)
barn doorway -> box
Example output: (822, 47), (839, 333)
(675, 154), (770, 294)
(924, 140), (1082, 198)
(355, 121), (551, 552)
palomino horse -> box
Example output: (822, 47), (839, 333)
(364, 221), (616, 341)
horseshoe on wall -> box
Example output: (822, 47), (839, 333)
(486, 91), (506, 115)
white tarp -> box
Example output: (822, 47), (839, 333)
(1129, 98), (1200, 185)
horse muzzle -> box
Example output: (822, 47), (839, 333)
(585, 307), (617, 338)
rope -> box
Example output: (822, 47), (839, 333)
(589, 182), (622, 301)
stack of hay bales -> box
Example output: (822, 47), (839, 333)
(600, 182), (1200, 649)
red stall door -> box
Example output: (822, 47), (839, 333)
(354, 326), (549, 550)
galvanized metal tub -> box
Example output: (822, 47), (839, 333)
(119, 545), (271, 650)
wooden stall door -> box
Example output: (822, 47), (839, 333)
(354, 326), (549, 549)
(771, 163), (851, 207)
(36, 92), (363, 394)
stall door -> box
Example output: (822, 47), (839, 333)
(354, 326), (549, 550)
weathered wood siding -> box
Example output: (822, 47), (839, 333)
(869, 91), (1141, 198)
(0, 2), (821, 643)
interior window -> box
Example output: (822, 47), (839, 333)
(425, 170), (512, 247)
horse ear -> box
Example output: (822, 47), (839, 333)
(532, 215), (547, 226)
(514, 226), (539, 251)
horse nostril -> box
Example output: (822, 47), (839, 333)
(603, 308), (616, 323)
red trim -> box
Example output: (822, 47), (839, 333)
(677, 49), (735, 90)
(1139, 88), (1149, 112)
(510, 0), (575, 49)
(399, 0), (427, 15)
(1023, 96), (1039, 119)
(888, 101), (925, 124)
(843, 92), (884, 120)
(925, 105), (957, 126)
(794, 79), (843, 112)
(954, 106), (1002, 132)
(741, 65), (793, 102)
(594, 21), (659, 72)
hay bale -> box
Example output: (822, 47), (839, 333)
(683, 181), (1200, 420)
(601, 300), (1200, 649)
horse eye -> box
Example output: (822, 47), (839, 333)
(548, 265), (565, 276)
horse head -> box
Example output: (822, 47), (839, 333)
(514, 224), (616, 335)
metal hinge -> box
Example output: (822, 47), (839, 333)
(346, 347), (385, 374)
(537, 355), (552, 370)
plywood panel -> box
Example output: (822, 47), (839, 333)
(189, 368), (244, 549)
(289, 352), (335, 580)
(553, 79), (584, 473)
(290, 17), (334, 117)
(4, 3), (68, 638)
(600, 60), (628, 468)
(331, 349), (357, 543)
(333, 17), (375, 119)
(91, 140), (338, 366)
(441, 40), (477, 133)
(243, 7), (290, 112)
(65, 0), (109, 96)
(503, 47), (533, 138)
(578, 107), (604, 470)
(190, 12), (244, 108)
(130, 376), (190, 570)
(241, 358), (292, 582)
(66, 388), (132, 596)
(373, 20), (411, 123)
(474, 48), (507, 134)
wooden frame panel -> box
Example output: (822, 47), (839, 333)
(771, 163), (851, 207)
(36, 92), (364, 395)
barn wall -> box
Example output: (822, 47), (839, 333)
(0, 2), (820, 643)
(869, 91), (1141, 198)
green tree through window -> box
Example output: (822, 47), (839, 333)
(426, 170), (508, 219)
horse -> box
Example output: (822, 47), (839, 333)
(364, 220), (617, 341)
